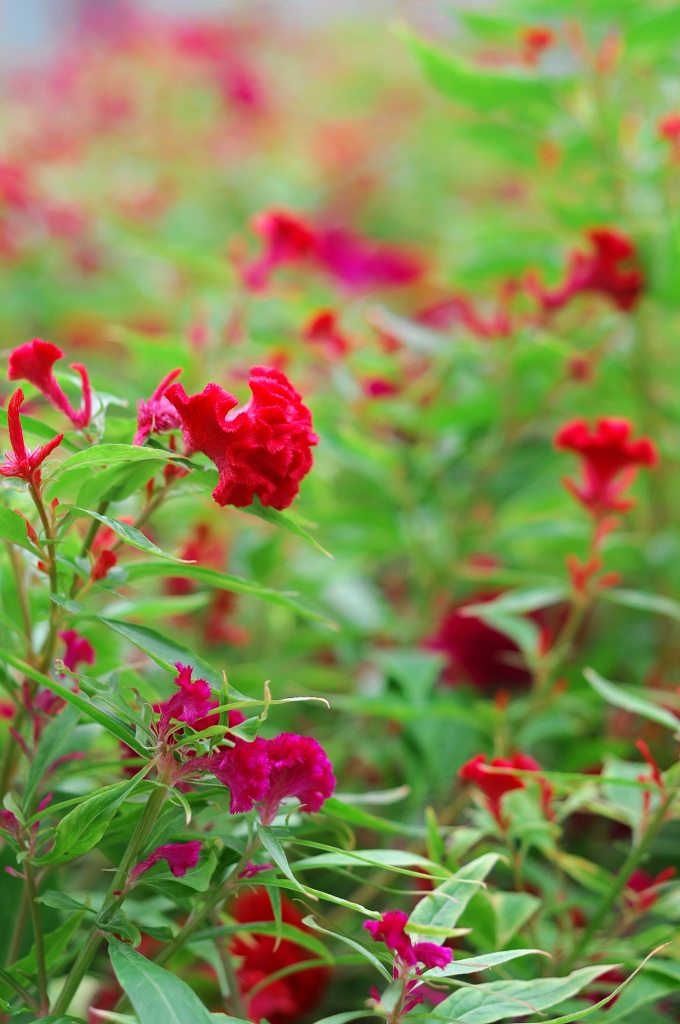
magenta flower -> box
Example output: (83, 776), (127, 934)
(59, 630), (95, 673)
(8, 339), (92, 428)
(242, 209), (317, 291)
(364, 910), (452, 972)
(130, 840), (202, 880)
(0, 389), (63, 485)
(157, 664), (216, 736)
(256, 732), (336, 825)
(210, 736), (272, 814)
(133, 367), (183, 446)
(314, 226), (424, 294)
(164, 367), (318, 510)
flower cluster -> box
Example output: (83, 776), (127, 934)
(365, 910), (452, 1014)
(155, 664), (336, 820)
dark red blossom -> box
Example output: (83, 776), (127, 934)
(164, 367), (318, 510)
(521, 26), (555, 64)
(133, 367), (183, 446)
(210, 736), (272, 815)
(364, 910), (452, 971)
(130, 840), (202, 880)
(555, 417), (658, 517)
(529, 229), (643, 313)
(314, 226), (423, 293)
(59, 630), (95, 673)
(256, 732), (336, 825)
(157, 663), (216, 735)
(229, 888), (330, 1024)
(362, 377), (400, 398)
(625, 867), (676, 911)
(458, 753), (552, 826)
(0, 389), (63, 484)
(243, 210), (317, 291)
(91, 549), (117, 582)
(8, 339), (92, 428)
(303, 309), (350, 359)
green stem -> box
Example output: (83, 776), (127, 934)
(563, 789), (675, 972)
(213, 914), (247, 1019)
(24, 863), (48, 1015)
(0, 964), (40, 1013)
(4, 884), (30, 968)
(52, 782), (169, 1015)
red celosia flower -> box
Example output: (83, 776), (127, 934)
(529, 229), (643, 313)
(362, 377), (400, 398)
(314, 226), (424, 293)
(210, 736), (272, 815)
(130, 840), (202, 880)
(417, 291), (514, 339)
(157, 663), (216, 734)
(425, 592), (537, 693)
(658, 113), (680, 160)
(555, 417), (658, 517)
(364, 910), (453, 971)
(164, 367), (318, 510)
(256, 732), (336, 825)
(8, 339), (92, 428)
(91, 549), (117, 582)
(229, 888), (330, 1024)
(459, 754), (527, 825)
(302, 309), (350, 359)
(243, 210), (317, 291)
(59, 629), (95, 673)
(0, 389), (63, 485)
(521, 26), (555, 64)
(625, 867), (676, 911)
(133, 367), (183, 446)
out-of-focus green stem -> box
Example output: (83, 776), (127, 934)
(24, 862), (48, 1015)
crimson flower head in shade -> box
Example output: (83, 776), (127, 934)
(209, 733), (272, 815)
(130, 840), (202, 881)
(459, 754), (528, 826)
(625, 867), (677, 912)
(164, 367), (318, 510)
(426, 591), (545, 694)
(521, 26), (555, 64)
(242, 209), (317, 291)
(157, 663), (217, 737)
(658, 113), (680, 160)
(134, 367), (183, 446)
(555, 417), (658, 517)
(228, 888), (330, 1024)
(8, 339), (92, 428)
(59, 630), (95, 673)
(302, 309), (350, 359)
(530, 228), (643, 314)
(314, 226), (424, 294)
(256, 732), (336, 825)
(0, 389), (64, 486)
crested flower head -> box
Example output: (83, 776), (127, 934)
(555, 417), (658, 517)
(364, 909), (453, 980)
(303, 309), (350, 359)
(208, 735), (272, 814)
(134, 367), (183, 446)
(59, 630), (95, 673)
(130, 840), (202, 880)
(229, 887), (330, 1024)
(157, 663), (216, 737)
(164, 367), (318, 510)
(256, 732), (336, 825)
(459, 753), (528, 825)
(243, 209), (317, 291)
(314, 226), (424, 293)
(0, 389), (64, 485)
(8, 339), (92, 428)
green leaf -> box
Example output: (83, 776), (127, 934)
(60, 507), (189, 562)
(311, 1012), (383, 1023)
(30, 1017), (88, 1023)
(257, 824), (307, 893)
(301, 915), (392, 982)
(0, 651), (147, 755)
(399, 27), (557, 118)
(0, 506), (38, 551)
(489, 892), (542, 948)
(24, 705), (80, 808)
(585, 668), (680, 734)
(603, 588), (680, 623)
(463, 587), (567, 617)
(34, 777), (145, 864)
(53, 444), (181, 475)
(426, 949), (546, 978)
(37, 891), (94, 914)
(242, 499), (332, 558)
(123, 560), (336, 628)
(409, 853), (501, 938)
(626, 6), (680, 50)
(292, 848), (448, 875)
(420, 964), (617, 1023)
(108, 936), (216, 1024)
(3, 916), (83, 999)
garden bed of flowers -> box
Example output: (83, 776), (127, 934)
(1, 2), (680, 1023)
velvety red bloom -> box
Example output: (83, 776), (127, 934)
(425, 592), (537, 693)
(555, 417), (658, 516)
(303, 309), (350, 359)
(164, 368), (318, 510)
(0, 389), (63, 484)
(209, 736), (272, 815)
(530, 229), (643, 313)
(459, 754), (527, 825)
(243, 210), (317, 291)
(134, 367), (183, 446)
(8, 339), (92, 428)
(658, 113), (680, 160)
(521, 26), (555, 64)
(256, 732), (336, 825)
(314, 226), (424, 293)
(229, 888), (330, 1024)
(364, 910), (453, 971)
(130, 840), (202, 880)
(625, 867), (676, 911)
(91, 549), (117, 582)
(59, 629), (95, 673)
(158, 663), (216, 735)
